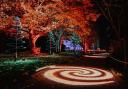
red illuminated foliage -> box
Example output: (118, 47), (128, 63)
(0, 0), (99, 54)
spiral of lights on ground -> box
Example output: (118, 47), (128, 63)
(35, 65), (115, 86)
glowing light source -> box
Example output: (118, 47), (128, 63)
(84, 55), (107, 58)
(35, 65), (115, 86)
(84, 53), (110, 58)
(63, 40), (83, 51)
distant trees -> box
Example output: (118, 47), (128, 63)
(94, 0), (127, 59)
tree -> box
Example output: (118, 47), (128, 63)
(47, 31), (56, 54)
(5, 16), (26, 58)
(0, 0), (99, 55)
(94, 0), (128, 69)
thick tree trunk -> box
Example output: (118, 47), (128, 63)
(29, 30), (41, 55)
(31, 39), (40, 55)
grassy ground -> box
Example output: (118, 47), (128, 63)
(0, 54), (127, 89)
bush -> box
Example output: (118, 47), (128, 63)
(0, 58), (42, 84)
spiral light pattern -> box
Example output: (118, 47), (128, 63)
(36, 65), (115, 86)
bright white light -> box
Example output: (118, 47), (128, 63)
(36, 66), (115, 86)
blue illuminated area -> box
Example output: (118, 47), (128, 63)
(63, 40), (83, 51)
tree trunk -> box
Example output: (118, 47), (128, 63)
(60, 36), (64, 52)
(83, 39), (89, 53)
(31, 38), (40, 55)
(29, 30), (40, 55)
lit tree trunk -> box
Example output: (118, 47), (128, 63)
(31, 38), (40, 55)
(49, 36), (52, 54)
(60, 36), (64, 52)
(54, 30), (64, 53)
(56, 38), (61, 52)
(55, 41), (58, 53)
(29, 30), (40, 55)
(55, 41), (57, 53)
(83, 38), (89, 53)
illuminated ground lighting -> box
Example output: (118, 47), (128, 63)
(84, 55), (107, 58)
(35, 65), (115, 86)
(84, 53), (110, 58)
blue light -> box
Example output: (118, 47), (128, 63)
(63, 40), (83, 51)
